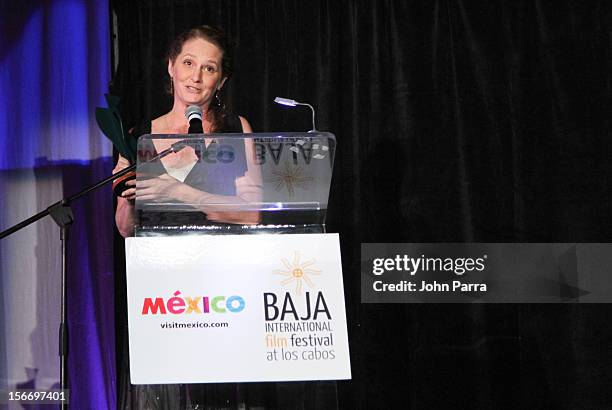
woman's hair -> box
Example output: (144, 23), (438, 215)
(166, 25), (234, 132)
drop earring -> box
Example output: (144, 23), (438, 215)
(170, 77), (174, 95)
(215, 90), (222, 107)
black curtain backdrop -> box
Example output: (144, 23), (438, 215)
(111, 1), (612, 408)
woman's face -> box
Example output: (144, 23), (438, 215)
(168, 37), (226, 109)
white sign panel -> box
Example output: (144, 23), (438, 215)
(125, 233), (351, 384)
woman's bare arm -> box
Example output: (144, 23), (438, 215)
(113, 155), (136, 237)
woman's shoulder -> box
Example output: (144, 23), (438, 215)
(238, 116), (253, 133)
(128, 113), (250, 134)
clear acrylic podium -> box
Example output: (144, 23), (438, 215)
(127, 132), (339, 409)
(135, 133), (334, 236)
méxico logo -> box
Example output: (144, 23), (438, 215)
(142, 291), (245, 315)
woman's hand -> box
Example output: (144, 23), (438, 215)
(136, 174), (182, 202)
(113, 155), (136, 201)
(120, 179), (136, 201)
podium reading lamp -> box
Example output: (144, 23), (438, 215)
(274, 96), (318, 132)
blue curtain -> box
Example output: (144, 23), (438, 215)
(0, 1), (114, 408)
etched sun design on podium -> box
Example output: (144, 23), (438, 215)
(270, 161), (314, 196)
(273, 251), (322, 294)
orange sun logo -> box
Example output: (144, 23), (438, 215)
(273, 251), (322, 294)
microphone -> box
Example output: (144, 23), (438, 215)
(185, 105), (204, 133)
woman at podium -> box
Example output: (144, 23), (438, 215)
(111, 25), (273, 410)
(113, 25), (262, 238)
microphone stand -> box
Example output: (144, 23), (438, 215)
(0, 140), (188, 409)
